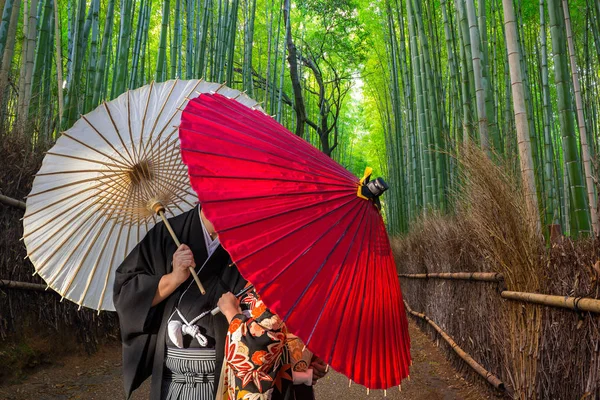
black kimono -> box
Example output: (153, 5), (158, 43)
(113, 207), (246, 400)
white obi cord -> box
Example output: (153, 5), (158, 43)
(168, 308), (209, 348)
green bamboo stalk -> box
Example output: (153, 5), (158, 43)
(17, 0), (39, 131)
(465, 0), (490, 153)
(0, 0), (14, 58)
(502, 0), (542, 235)
(112, 0), (134, 97)
(171, 0), (181, 79)
(186, 0), (194, 79)
(407, 0), (432, 207)
(196, 0), (211, 78)
(547, 0), (592, 236)
(156, 0), (170, 82)
(562, 0), (598, 235)
(225, 0), (239, 85)
(92, 0), (114, 107)
(130, 0), (147, 88)
(62, 0), (86, 130)
(539, 0), (559, 227)
(83, 0), (99, 113)
(30, 0), (52, 116)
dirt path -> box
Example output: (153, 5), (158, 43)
(0, 321), (495, 400)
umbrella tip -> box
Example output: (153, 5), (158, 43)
(407, 375), (410, 381)
(78, 304), (82, 311)
(325, 364), (329, 373)
(32, 270), (37, 277)
(399, 385), (402, 392)
(45, 285), (50, 291)
(384, 389), (387, 397)
(348, 380), (352, 387)
(366, 388), (369, 396)
(24, 254), (29, 260)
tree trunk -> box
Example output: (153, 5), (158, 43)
(283, 0), (306, 138)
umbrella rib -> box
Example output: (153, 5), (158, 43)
(324, 210), (374, 364)
(78, 219), (118, 309)
(180, 121), (353, 183)
(139, 81), (155, 161)
(35, 169), (122, 177)
(101, 100), (137, 165)
(98, 223), (128, 310)
(28, 196), (104, 270)
(180, 144), (356, 187)
(184, 96), (356, 181)
(26, 172), (125, 199)
(139, 79), (179, 162)
(305, 202), (370, 345)
(52, 194), (122, 296)
(217, 192), (354, 234)
(257, 200), (363, 296)
(24, 181), (112, 220)
(282, 201), (368, 320)
(199, 189), (349, 204)
(344, 213), (377, 379)
(43, 152), (125, 169)
(62, 130), (132, 169)
(146, 79), (206, 153)
(233, 196), (358, 264)
(189, 173), (356, 189)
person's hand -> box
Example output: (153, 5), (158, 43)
(310, 357), (328, 385)
(171, 244), (194, 284)
(218, 292), (242, 323)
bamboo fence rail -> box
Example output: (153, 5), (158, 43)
(501, 290), (600, 313)
(0, 193), (25, 209)
(403, 300), (507, 393)
(398, 272), (504, 282)
(399, 272), (600, 313)
(0, 279), (47, 291)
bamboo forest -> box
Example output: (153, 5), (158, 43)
(1, 0), (600, 399)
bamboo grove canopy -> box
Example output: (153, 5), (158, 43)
(0, 0), (598, 238)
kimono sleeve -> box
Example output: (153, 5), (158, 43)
(113, 224), (168, 340)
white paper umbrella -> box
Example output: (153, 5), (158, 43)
(23, 79), (261, 311)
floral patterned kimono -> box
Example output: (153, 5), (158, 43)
(221, 287), (295, 400)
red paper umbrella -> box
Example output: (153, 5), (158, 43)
(178, 93), (411, 389)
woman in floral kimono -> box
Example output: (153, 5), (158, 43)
(217, 286), (325, 399)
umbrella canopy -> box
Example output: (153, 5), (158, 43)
(179, 93), (411, 389)
(23, 80), (260, 311)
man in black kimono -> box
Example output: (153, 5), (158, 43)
(113, 206), (246, 400)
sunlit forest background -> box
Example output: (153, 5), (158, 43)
(0, 0), (599, 238)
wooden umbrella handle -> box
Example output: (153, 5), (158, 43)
(155, 207), (206, 295)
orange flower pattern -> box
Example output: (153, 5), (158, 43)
(223, 288), (293, 399)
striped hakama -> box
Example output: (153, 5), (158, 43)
(161, 348), (216, 400)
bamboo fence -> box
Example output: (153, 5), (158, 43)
(404, 300), (507, 393)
